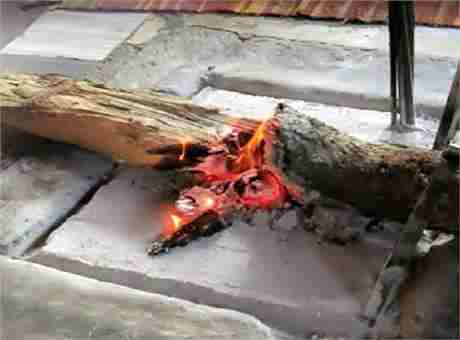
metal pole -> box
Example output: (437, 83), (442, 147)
(388, 0), (416, 128)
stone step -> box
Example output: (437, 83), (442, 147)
(1, 256), (294, 340)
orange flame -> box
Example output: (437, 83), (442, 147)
(235, 117), (271, 171)
(161, 213), (183, 237)
(158, 110), (299, 243)
(178, 137), (191, 161)
(171, 214), (182, 231)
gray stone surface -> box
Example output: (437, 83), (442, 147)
(30, 167), (398, 336)
(184, 13), (460, 60)
(193, 87), (439, 149)
(1, 9), (455, 118)
(0, 256), (289, 340)
(0, 54), (97, 78)
(1, 10), (148, 61)
(0, 1), (48, 50)
(105, 25), (242, 92)
(0, 4), (97, 77)
(0, 142), (113, 256)
(97, 13), (456, 118)
(206, 57), (454, 119)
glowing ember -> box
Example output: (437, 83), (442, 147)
(150, 111), (302, 255)
(203, 197), (215, 209)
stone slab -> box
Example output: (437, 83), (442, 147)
(0, 1), (48, 50)
(184, 13), (460, 60)
(0, 142), (113, 256)
(0, 10), (148, 60)
(99, 14), (456, 118)
(0, 54), (97, 78)
(1, 256), (293, 340)
(207, 58), (455, 119)
(193, 87), (438, 149)
(31, 167), (398, 336)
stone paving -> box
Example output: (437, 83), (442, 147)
(1, 9), (458, 118)
(95, 13), (457, 118)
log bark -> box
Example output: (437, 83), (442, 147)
(1, 74), (457, 228)
(0, 74), (257, 168)
(270, 105), (458, 227)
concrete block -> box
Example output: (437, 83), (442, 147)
(31, 167), (398, 336)
(1, 256), (289, 340)
(0, 142), (113, 256)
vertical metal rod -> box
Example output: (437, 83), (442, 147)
(388, 0), (416, 128)
(389, 2), (399, 126)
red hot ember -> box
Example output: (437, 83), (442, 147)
(148, 114), (303, 255)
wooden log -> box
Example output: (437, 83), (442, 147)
(1, 74), (457, 228)
(270, 104), (458, 227)
(0, 74), (257, 168)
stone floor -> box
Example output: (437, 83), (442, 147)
(29, 167), (399, 336)
(1, 3), (458, 339)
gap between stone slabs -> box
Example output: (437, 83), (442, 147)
(0, 141), (113, 257)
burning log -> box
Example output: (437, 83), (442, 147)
(1, 74), (457, 255)
(148, 104), (458, 254)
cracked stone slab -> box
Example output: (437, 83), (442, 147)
(183, 13), (460, 60)
(1, 256), (291, 340)
(0, 10), (148, 60)
(0, 142), (113, 256)
(30, 167), (397, 336)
